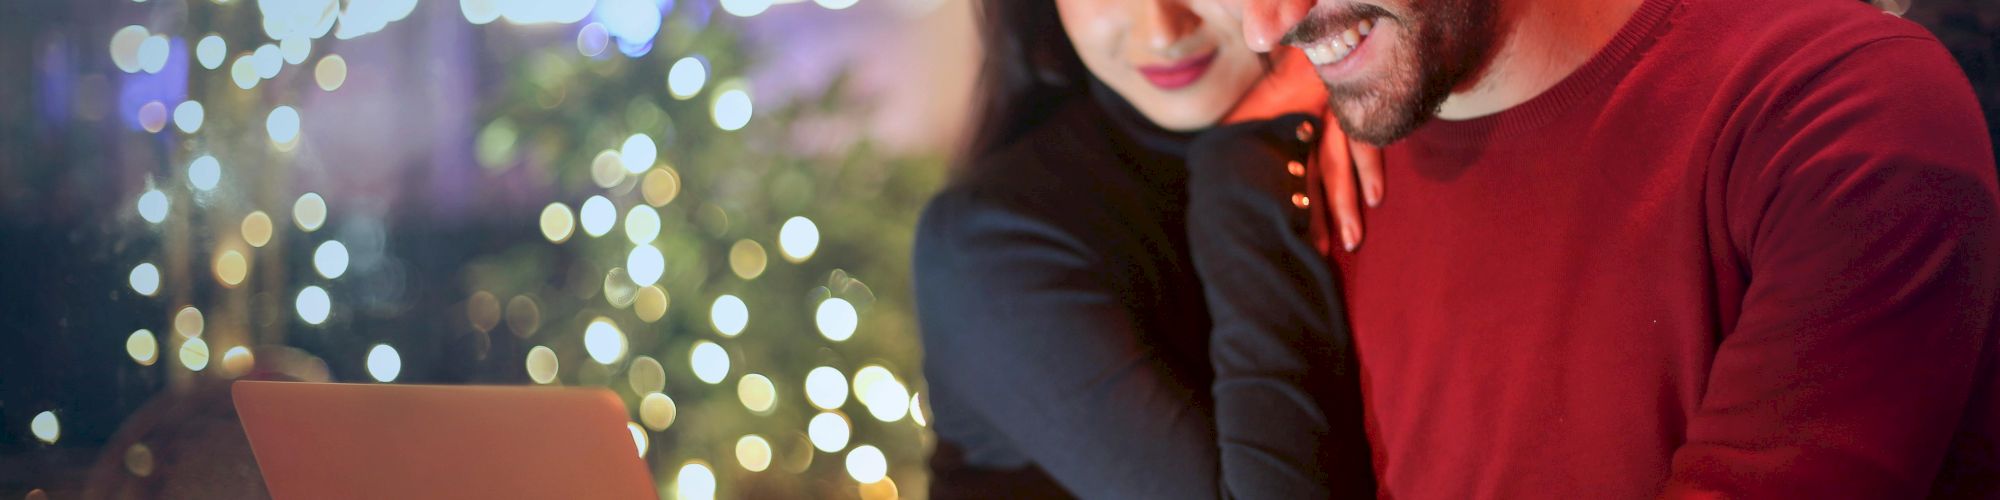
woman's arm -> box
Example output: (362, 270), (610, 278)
(915, 189), (1229, 498)
(1186, 113), (1376, 497)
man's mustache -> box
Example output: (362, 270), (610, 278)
(1280, 4), (1397, 46)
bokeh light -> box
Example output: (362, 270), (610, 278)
(736, 435), (773, 472)
(676, 462), (716, 500)
(222, 345), (255, 375)
(280, 36), (311, 65)
(138, 101), (168, 133)
(721, 0), (773, 17)
(174, 306), (205, 338)
(576, 22), (609, 56)
(314, 240), (350, 279)
(188, 155), (221, 191)
(267, 106), (301, 144)
(584, 318), (627, 365)
(136, 35), (169, 74)
(296, 286), (331, 324)
(215, 249), (249, 287)
(710, 295), (748, 336)
(231, 55), (259, 89)
(629, 356), (665, 394)
(778, 217), (819, 262)
(137, 189), (169, 223)
(626, 245), (665, 287)
(30, 411), (59, 445)
(526, 345), (560, 384)
(580, 195), (616, 237)
(804, 366), (848, 410)
(815, 0), (860, 9)
(173, 101), (205, 133)
(620, 133), (656, 174)
(624, 206), (660, 245)
(635, 286), (669, 323)
(712, 88), (753, 131)
(642, 167), (680, 206)
(808, 412), (851, 452)
(294, 193), (328, 232)
(846, 445), (888, 484)
(110, 26), (148, 73)
(628, 421), (650, 457)
(242, 211), (274, 247)
(129, 262), (160, 296)
(315, 54), (348, 91)
(738, 373), (776, 414)
(668, 57), (707, 99)
(690, 340), (729, 384)
(367, 344), (402, 382)
(596, 0), (662, 47)
(729, 240), (767, 280)
(540, 203), (576, 243)
(253, 44), (281, 78)
(126, 329), (159, 366)
(816, 298), (858, 342)
(196, 35), (225, 69)
(179, 337), (210, 371)
(640, 392), (677, 430)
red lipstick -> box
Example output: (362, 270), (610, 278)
(1138, 50), (1218, 91)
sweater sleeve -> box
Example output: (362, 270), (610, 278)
(1665, 36), (2000, 498)
(1186, 114), (1377, 498)
(915, 187), (1229, 499)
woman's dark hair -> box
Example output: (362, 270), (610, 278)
(960, 0), (1093, 166)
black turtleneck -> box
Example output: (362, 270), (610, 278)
(914, 85), (1372, 499)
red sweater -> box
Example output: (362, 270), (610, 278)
(1330, 0), (2000, 497)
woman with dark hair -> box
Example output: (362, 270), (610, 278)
(913, 0), (1379, 497)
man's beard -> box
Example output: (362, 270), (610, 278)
(1290, 0), (1496, 145)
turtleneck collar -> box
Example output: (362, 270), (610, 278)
(1089, 78), (1199, 161)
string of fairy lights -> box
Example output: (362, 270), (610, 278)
(27, 0), (927, 499)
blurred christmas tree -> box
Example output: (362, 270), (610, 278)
(38, 0), (942, 498)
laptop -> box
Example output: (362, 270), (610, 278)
(233, 381), (657, 499)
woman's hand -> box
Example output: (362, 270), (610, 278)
(1224, 48), (1385, 252)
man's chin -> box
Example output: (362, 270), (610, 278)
(1331, 98), (1429, 146)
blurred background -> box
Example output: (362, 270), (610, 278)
(0, 0), (1993, 499)
(0, 0), (977, 498)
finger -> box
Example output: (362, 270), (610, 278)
(1319, 121), (1364, 252)
(1351, 138), (1385, 207)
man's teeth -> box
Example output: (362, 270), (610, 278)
(1302, 24), (1371, 66)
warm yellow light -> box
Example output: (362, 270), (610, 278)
(174, 306), (205, 338)
(179, 337), (211, 371)
(506, 295), (542, 338)
(526, 345), (559, 384)
(738, 373), (777, 414)
(242, 211), (274, 247)
(640, 392), (677, 431)
(215, 250), (248, 287)
(735, 435), (773, 472)
(635, 286), (669, 323)
(126, 330), (158, 366)
(467, 291), (501, 333)
(314, 54), (347, 91)
(729, 240), (767, 280)
(641, 167), (680, 207)
(629, 356), (666, 394)
(539, 202), (575, 243)
(222, 345), (255, 376)
(294, 193), (328, 232)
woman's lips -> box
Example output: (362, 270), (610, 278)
(1138, 50), (1219, 91)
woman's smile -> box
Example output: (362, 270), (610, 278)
(1137, 50), (1219, 90)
